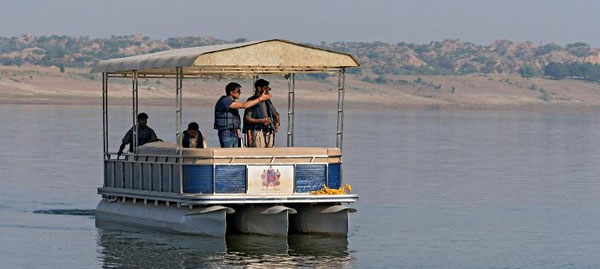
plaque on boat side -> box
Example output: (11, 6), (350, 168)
(247, 165), (294, 194)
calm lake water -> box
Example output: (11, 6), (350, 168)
(2, 104), (600, 268)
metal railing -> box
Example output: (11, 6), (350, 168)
(102, 151), (342, 195)
(101, 66), (348, 198)
(105, 152), (341, 163)
(104, 153), (182, 193)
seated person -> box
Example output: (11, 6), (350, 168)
(118, 112), (160, 155)
(183, 122), (206, 148)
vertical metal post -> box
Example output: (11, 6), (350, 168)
(102, 72), (108, 157)
(175, 67), (184, 194)
(132, 70), (139, 154)
(336, 69), (346, 149)
(287, 73), (296, 147)
(102, 72), (108, 187)
(292, 74), (296, 146)
(249, 75), (259, 146)
(176, 67), (183, 156)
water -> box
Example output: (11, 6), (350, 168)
(2, 105), (600, 268)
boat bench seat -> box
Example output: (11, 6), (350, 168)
(138, 141), (342, 164)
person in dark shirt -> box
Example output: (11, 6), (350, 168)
(118, 112), (159, 155)
(214, 82), (272, 148)
(182, 122), (205, 148)
(244, 79), (280, 147)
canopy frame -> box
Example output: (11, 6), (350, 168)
(286, 74), (295, 147)
(101, 70), (347, 150)
(99, 40), (358, 180)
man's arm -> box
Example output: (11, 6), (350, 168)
(229, 93), (272, 109)
(149, 129), (159, 142)
(247, 117), (271, 125)
(118, 128), (132, 155)
(118, 142), (127, 155)
(273, 113), (281, 133)
(243, 107), (252, 122)
(244, 104), (271, 125)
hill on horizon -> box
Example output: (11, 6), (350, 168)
(1, 34), (600, 79)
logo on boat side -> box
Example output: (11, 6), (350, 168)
(261, 166), (281, 190)
(247, 165), (294, 194)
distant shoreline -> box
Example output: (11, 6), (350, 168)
(3, 66), (600, 113)
(3, 98), (600, 113)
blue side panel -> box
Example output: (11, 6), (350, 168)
(104, 161), (113, 187)
(124, 162), (132, 189)
(215, 165), (246, 193)
(151, 164), (161, 192)
(173, 165), (181, 193)
(133, 163), (142, 190)
(161, 164), (171, 192)
(141, 163), (151, 191)
(182, 165), (213, 194)
(295, 164), (327, 193)
(114, 161), (124, 188)
(328, 163), (341, 189)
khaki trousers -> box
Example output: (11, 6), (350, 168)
(248, 129), (274, 148)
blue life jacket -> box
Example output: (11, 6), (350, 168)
(214, 96), (241, 130)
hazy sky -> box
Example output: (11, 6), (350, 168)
(1, 0), (599, 45)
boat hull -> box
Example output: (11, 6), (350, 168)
(229, 205), (297, 236)
(95, 200), (233, 237)
(290, 204), (357, 236)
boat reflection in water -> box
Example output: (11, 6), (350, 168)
(96, 227), (351, 268)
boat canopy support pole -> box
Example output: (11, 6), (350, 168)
(102, 72), (108, 158)
(176, 67), (183, 193)
(250, 75), (259, 146)
(132, 70), (139, 154)
(336, 68), (346, 149)
(287, 73), (295, 147)
(176, 67), (183, 156)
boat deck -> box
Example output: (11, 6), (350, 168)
(99, 187), (358, 205)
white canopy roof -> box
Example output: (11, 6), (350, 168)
(91, 39), (359, 76)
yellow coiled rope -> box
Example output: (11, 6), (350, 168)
(311, 184), (352, 195)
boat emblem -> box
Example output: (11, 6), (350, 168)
(261, 165), (281, 190)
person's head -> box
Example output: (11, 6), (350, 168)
(137, 112), (148, 128)
(187, 122), (199, 138)
(225, 82), (242, 99)
(254, 79), (270, 95)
